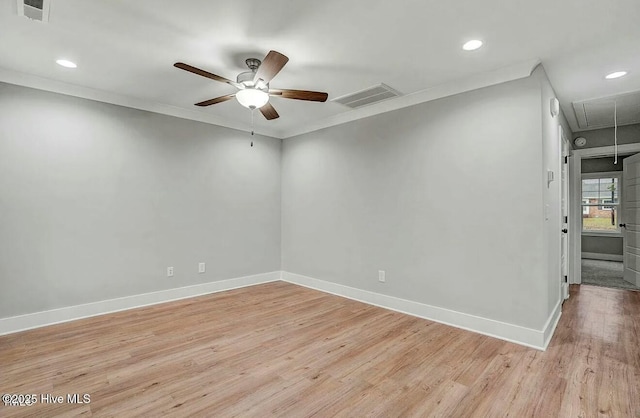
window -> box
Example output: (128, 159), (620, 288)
(581, 176), (620, 233)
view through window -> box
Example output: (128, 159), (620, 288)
(581, 177), (619, 232)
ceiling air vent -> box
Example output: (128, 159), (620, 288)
(16, 0), (50, 22)
(332, 83), (402, 109)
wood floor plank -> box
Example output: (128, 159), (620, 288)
(0, 282), (638, 417)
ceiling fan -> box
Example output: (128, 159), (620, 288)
(174, 50), (328, 120)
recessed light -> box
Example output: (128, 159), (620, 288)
(605, 71), (627, 79)
(462, 40), (483, 51)
(56, 59), (77, 68)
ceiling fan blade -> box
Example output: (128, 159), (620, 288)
(195, 94), (236, 107)
(174, 62), (238, 87)
(259, 102), (280, 120)
(253, 51), (289, 84)
(270, 89), (328, 102)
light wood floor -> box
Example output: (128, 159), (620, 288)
(0, 282), (638, 417)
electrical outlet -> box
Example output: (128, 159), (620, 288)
(167, 266), (174, 277)
(198, 262), (206, 273)
(378, 270), (386, 283)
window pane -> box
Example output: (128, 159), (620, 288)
(581, 179), (600, 199)
(583, 206), (618, 232)
(581, 178), (618, 203)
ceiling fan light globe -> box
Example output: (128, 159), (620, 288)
(236, 88), (269, 109)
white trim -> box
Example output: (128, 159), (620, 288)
(0, 67), (282, 139)
(571, 143), (640, 284)
(282, 271), (558, 351)
(573, 143), (640, 158)
(582, 252), (624, 262)
(0, 271), (280, 336)
(582, 231), (622, 238)
(561, 126), (570, 301)
(543, 299), (562, 348)
(283, 59), (539, 139)
(569, 153), (582, 284)
(0, 59), (539, 140)
(0, 272), (564, 351)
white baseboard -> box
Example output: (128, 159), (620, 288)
(582, 252), (623, 262)
(562, 282), (570, 300)
(542, 299), (562, 349)
(2, 270), (563, 351)
(0, 271), (280, 336)
(282, 271), (557, 351)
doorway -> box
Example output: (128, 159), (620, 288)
(570, 144), (640, 291)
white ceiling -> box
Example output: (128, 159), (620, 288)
(1, 0), (639, 138)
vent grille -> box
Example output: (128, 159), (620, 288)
(16, 0), (50, 22)
(332, 83), (402, 109)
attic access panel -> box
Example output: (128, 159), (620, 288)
(573, 90), (640, 130)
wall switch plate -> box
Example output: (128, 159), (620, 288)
(198, 262), (206, 273)
(545, 204), (550, 221)
(167, 266), (174, 277)
(378, 270), (386, 283)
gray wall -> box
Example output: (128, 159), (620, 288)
(0, 83), (282, 318)
(581, 156), (626, 173)
(281, 74), (552, 330)
(573, 124), (640, 149)
(582, 236), (623, 255)
(580, 156), (627, 256)
(1, 71), (566, 332)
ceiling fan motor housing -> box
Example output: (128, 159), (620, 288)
(237, 71), (254, 85)
(245, 58), (261, 71)
(237, 58), (270, 89)
(237, 70), (268, 91)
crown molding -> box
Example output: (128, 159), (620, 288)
(278, 58), (541, 139)
(0, 59), (540, 140)
(0, 67), (281, 138)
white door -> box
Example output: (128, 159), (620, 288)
(623, 153), (640, 287)
(560, 129), (570, 299)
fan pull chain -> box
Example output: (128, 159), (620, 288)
(614, 101), (618, 164)
(250, 108), (255, 147)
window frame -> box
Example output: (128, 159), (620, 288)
(581, 171), (623, 236)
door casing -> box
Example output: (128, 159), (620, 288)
(569, 143), (640, 284)
(560, 127), (570, 300)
